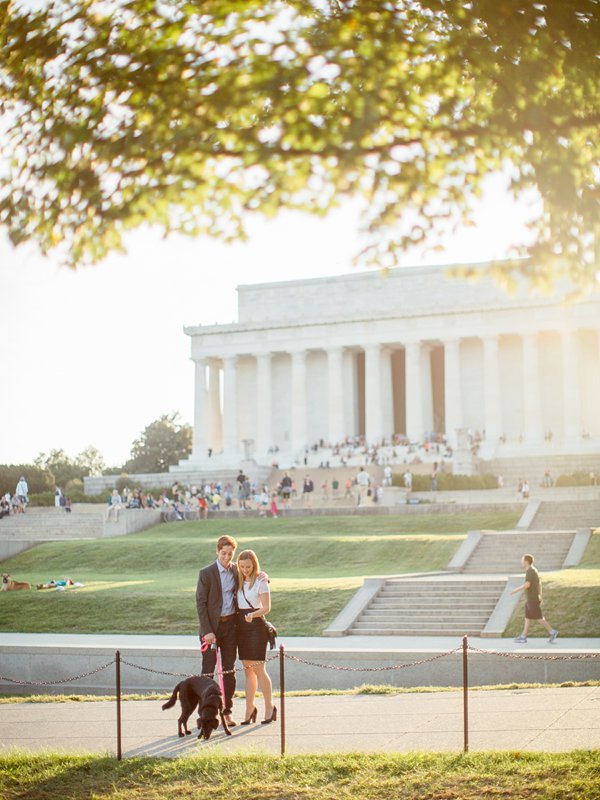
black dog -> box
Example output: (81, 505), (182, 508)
(162, 676), (232, 740)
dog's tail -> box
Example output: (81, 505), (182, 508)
(161, 682), (182, 710)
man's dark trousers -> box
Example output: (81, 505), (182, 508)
(201, 617), (237, 715)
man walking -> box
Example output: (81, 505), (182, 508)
(510, 554), (558, 643)
(196, 535), (240, 726)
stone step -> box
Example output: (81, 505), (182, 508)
(362, 601), (495, 617)
(379, 585), (505, 592)
(352, 622), (485, 632)
(348, 627), (483, 636)
(384, 579), (507, 586)
(361, 612), (490, 622)
(484, 455), (600, 484)
(349, 572), (507, 636)
(529, 501), (600, 531)
(460, 529), (576, 574)
(370, 601), (497, 611)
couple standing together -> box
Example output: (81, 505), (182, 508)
(196, 535), (276, 727)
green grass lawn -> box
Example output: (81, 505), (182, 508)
(0, 512), (518, 635)
(504, 529), (600, 639)
(2, 752), (599, 800)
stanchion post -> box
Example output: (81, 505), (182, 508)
(462, 635), (469, 753)
(115, 650), (122, 761)
(279, 644), (285, 757)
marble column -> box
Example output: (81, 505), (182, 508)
(327, 347), (345, 445)
(483, 335), (502, 441)
(208, 360), (222, 454)
(444, 338), (462, 447)
(192, 358), (208, 460)
(562, 330), (581, 441)
(290, 350), (307, 455)
(522, 333), (543, 443)
(405, 341), (423, 442)
(222, 355), (240, 460)
(255, 353), (272, 457)
(381, 347), (394, 440)
(365, 344), (384, 443)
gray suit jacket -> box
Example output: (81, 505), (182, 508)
(196, 561), (239, 637)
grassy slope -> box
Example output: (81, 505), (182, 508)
(504, 529), (600, 638)
(1, 752), (600, 800)
(0, 512), (518, 635)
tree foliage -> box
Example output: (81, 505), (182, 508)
(123, 412), (192, 473)
(0, 0), (598, 286)
(74, 445), (106, 477)
(34, 445), (106, 485)
(0, 464), (54, 496)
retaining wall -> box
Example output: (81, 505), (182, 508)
(1, 639), (598, 694)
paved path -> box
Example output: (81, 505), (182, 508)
(1, 685), (599, 757)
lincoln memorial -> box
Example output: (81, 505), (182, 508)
(175, 263), (600, 471)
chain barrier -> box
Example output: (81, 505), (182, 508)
(119, 653), (279, 680)
(282, 646), (463, 672)
(0, 659), (115, 686)
(0, 646), (596, 686)
(468, 645), (600, 662)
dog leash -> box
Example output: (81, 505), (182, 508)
(215, 646), (226, 698)
(201, 638), (226, 696)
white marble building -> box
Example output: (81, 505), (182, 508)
(174, 263), (600, 470)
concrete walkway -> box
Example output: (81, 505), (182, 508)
(1, 685), (599, 757)
(1, 634), (599, 756)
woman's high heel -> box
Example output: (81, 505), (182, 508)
(261, 706), (277, 725)
(241, 707), (257, 725)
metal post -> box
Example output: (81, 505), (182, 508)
(279, 644), (286, 757)
(115, 650), (122, 761)
(462, 635), (469, 753)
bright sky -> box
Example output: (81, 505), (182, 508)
(0, 175), (536, 468)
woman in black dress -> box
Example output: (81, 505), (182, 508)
(236, 549), (276, 725)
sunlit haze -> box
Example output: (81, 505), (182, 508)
(1, 175), (539, 468)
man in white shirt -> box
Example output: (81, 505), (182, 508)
(356, 467), (370, 506)
(383, 465), (393, 486)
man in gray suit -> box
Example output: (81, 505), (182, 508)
(196, 535), (239, 726)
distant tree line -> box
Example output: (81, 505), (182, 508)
(0, 413), (192, 497)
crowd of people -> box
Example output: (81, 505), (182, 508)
(298, 433), (455, 469)
(0, 476), (29, 518)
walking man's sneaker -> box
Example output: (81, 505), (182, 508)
(514, 635), (527, 643)
(548, 630), (559, 643)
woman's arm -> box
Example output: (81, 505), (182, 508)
(245, 586), (271, 621)
(256, 590), (271, 616)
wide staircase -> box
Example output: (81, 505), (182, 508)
(461, 530), (577, 573)
(0, 505), (104, 541)
(349, 577), (507, 636)
(528, 500), (600, 531)
(347, 526), (584, 635)
(483, 454), (600, 489)
(267, 465), (385, 505)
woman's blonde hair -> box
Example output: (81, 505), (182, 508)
(237, 549), (260, 589)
